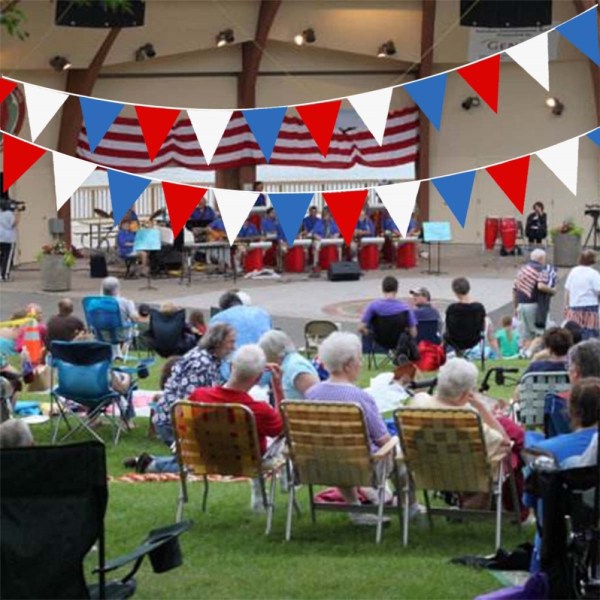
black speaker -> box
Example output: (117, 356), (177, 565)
(55, 1), (146, 28)
(90, 253), (108, 278)
(327, 261), (361, 282)
(460, 1), (551, 28)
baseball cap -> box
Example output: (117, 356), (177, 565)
(409, 287), (431, 301)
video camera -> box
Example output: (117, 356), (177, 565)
(0, 198), (26, 212)
(584, 204), (600, 218)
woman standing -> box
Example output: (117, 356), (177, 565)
(564, 250), (600, 339)
(525, 202), (548, 245)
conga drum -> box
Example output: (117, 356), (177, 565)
(358, 237), (384, 270)
(243, 241), (271, 272)
(284, 240), (310, 273)
(500, 218), (517, 253)
(263, 241), (277, 267)
(318, 239), (343, 270)
(396, 241), (417, 269)
(484, 217), (500, 251)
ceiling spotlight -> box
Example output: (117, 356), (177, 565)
(545, 96), (564, 116)
(135, 43), (156, 62)
(377, 41), (396, 58)
(294, 28), (316, 46)
(216, 29), (235, 48)
(461, 96), (481, 110)
(49, 55), (71, 72)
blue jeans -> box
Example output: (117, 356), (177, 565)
(147, 422), (178, 473)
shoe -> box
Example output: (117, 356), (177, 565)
(123, 452), (154, 474)
(349, 513), (391, 526)
(123, 456), (138, 470)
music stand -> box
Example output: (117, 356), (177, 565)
(133, 228), (161, 291)
(421, 221), (451, 275)
(583, 207), (600, 250)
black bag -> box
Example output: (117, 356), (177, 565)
(394, 331), (420, 364)
(89, 253), (108, 278)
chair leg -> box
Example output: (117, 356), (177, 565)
(176, 473), (189, 523)
(494, 462), (504, 551)
(285, 480), (295, 541)
(376, 484), (385, 544)
(265, 473), (276, 535)
(403, 484), (410, 546)
(308, 484), (316, 524)
(506, 459), (522, 529)
(201, 475), (209, 512)
(392, 463), (403, 530)
(423, 490), (434, 531)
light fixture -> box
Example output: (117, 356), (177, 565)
(49, 55), (71, 72)
(461, 96), (481, 110)
(545, 96), (564, 116)
(135, 43), (156, 62)
(216, 29), (235, 48)
(377, 41), (396, 58)
(294, 28), (316, 46)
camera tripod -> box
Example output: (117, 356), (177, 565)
(583, 210), (600, 250)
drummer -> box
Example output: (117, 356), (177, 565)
(261, 207), (279, 236)
(188, 197), (216, 240)
(236, 217), (261, 270)
(116, 218), (148, 276)
(123, 208), (140, 231)
(311, 207), (341, 271)
(302, 205), (320, 235)
(206, 212), (229, 271)
(351, 208), (376, 259)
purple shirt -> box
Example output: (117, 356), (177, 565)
(304, 381), (388, 452)
(361, 298), (417, 327)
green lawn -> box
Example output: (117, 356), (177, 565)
(23, 358), (531, 600)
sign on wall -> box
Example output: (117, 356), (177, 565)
(469, 25), (558, 61)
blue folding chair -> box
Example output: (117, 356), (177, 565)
(50, 341), (134, 444)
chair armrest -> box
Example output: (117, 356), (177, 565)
(372, 435), (399, 460)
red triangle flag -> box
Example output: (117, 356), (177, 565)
(2, 134), (46, 191)
(322, 189), (369, 245)
(135, 106), (181, 161)
(457, 54), (501, 113)
(296, 100), (341, 157)
(0, 78), (17, 105)
(162, 181), (207, 238)
(486, 156), (531, 213)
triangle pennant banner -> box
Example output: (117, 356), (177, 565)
(187, 109), (233, 165)
(348, 87), (393, 145)
(432, 171), (476, 228)
(135, 105), (181, 161)
(2, 133), (46, 191)
(486, 156), (531, 213)
(268, 192), (315, 245)
(242, 106), (287, 162)
(161, 181), (207, 238)
(52, 153), (96, 210)
(107, 170), (151, 225)
(556, 7), (600, 66)
(457, 54), (501, 113)
(0, 78), (17, 105)
(588, 128), (600, 147)
(536, 138), (579, 195)
(23, 83), (68, 142)
(213, 189), (259, 245)
(322, 189), (369, 245)
(505, 32), (550, 91)
(375, 182), (421, 237)
(296, 100), (342, 157)
(80, 97), (124, 153)
(403, 74), (448, 131)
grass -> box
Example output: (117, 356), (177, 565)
(22, 357), (532, 600)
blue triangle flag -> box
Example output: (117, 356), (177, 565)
(80, 97), (124, 152)
(403, 73), (448, 131)
(588, 128), (600, 148)
(432, 170), (476, 227)
(108, 170), (150, 225)
(242, 107), (287, 162)
(268, 192), (314, 244)
(556, 8), (600, 66)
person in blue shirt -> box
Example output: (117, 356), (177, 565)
(302, 206), (320, 235)
(382, 211), (400, 235)
(351, 208), (376, 260)
(238, 219), (259, 239)
(208, 215), (226, 235)
(116, 219), (148, 275)
(253, 181), (267, 207)
(311, 207), (341, 269)
(206, 213), (229, 271)
(189, 198), (216, 224)
(261, 207), (279, 236)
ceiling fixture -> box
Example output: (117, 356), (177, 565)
(461, 96), (481, 110)
(216, 29), (235, 48)
(49, 55), (71, 72)
(294, 28), (316, 46)
(545, 96), (564, 116)
(377, 41), (396, 58)
(135, 43), (156, 62)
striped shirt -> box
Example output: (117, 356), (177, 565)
(513, 261), (545, 304)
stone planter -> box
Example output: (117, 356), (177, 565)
(553, 233), (581, 267)
(40, 254), (71, 292)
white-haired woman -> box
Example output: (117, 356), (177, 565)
(258, 330), (319, 401)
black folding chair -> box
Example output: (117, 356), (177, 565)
(0, 441), (192, 599)
(444, 303), (487, 370)
(364, 311), (411, 369)
(144, 309), (196, 358)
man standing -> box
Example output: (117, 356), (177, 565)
(0, 203), (19, 281)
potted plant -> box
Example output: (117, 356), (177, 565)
(551, 219), (582, 267)
(37, 241), (75, 291)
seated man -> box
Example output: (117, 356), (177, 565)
(236, 218), (261, 270)
(409, 287), (445, 372)
(351, 209), (375, 260)
(45, 298), (85, 346)
(101, 276), (141, 324)
(261, 207), (279, 236)
(205, 212), (230, 270)
(310, 207), (341, 271)
(301, 205), (320, 236)
(116, 219), (148, 276)
(187, 197), (215, 240)
(524, 327), (572, 374)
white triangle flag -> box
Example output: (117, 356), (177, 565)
(505, 32), (550, 91)
(213, 189), (260, 246)
(188, 109), (233, 165)
(375, 181), (421, 237)
(23, 83), (68, 142)
(52, 152), (97, 210)
(536, 138), (579, 195)
(348, 87), (393, 145)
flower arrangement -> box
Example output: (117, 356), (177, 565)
(37, 241), (76, 268)
(550, 219), (583, 240)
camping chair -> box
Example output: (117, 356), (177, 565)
(394, 408), (521, 550)
(50, 340), (135, 445)
(301, 320), (339, 357)
(513, 371), (570, 429)
(281, 401), (401, 544)
(364, 311), (412, 369)
(144, 308), (196, 358)
(0, 441), (192, 600)
(172, 401), (284, 534)
(444, 305), (486, 369)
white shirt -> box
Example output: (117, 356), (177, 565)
(0, 211), (16, 244)
(565, 265), (600, 307)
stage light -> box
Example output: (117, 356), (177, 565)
(377, 41), (396, 58)
(294, 28), (316, 46)
(216, 29), (235, 48)
(545, 97), (564, 116)
(49, 56), (71, 71)
(461, 96), (481, 110)
(135, 43), (156, 62)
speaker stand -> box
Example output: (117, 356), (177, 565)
(421, 242), (446, 275)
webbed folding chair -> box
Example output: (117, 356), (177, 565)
(0, 441), (192, 600)
(514, 371), (570, 429)
(301, 320), (339, 357)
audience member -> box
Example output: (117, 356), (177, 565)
(494, 315), (520, 359)
(101, 276), (141, 323)
(45, 298), (85, 346)
(564, 250), (600, 339)
(409, 287), (441, 343)
(0, 419), (34, 448)
(525, 327), (572, 373)
(188, 310), (206, 340)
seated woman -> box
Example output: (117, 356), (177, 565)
(524, 327), (572, 374)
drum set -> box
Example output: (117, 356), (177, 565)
(484, 216), (519, 254)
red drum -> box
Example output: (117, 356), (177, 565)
(359, 244), (380, 270)
(319, 245), (339, 270)
(396, 242), (417, 269)
(500, 217), (517, 253)
(249, 214), (262, 232)
(243, 248), (264, 272)
(484, 217), (500, 250)
(263, 242), (277, 267)
(284, 246), (305, 273)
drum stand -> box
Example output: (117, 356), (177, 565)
(139, 250), (157, 291)
(583, 210), (600, 250)
(421, 242), (445, 275)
